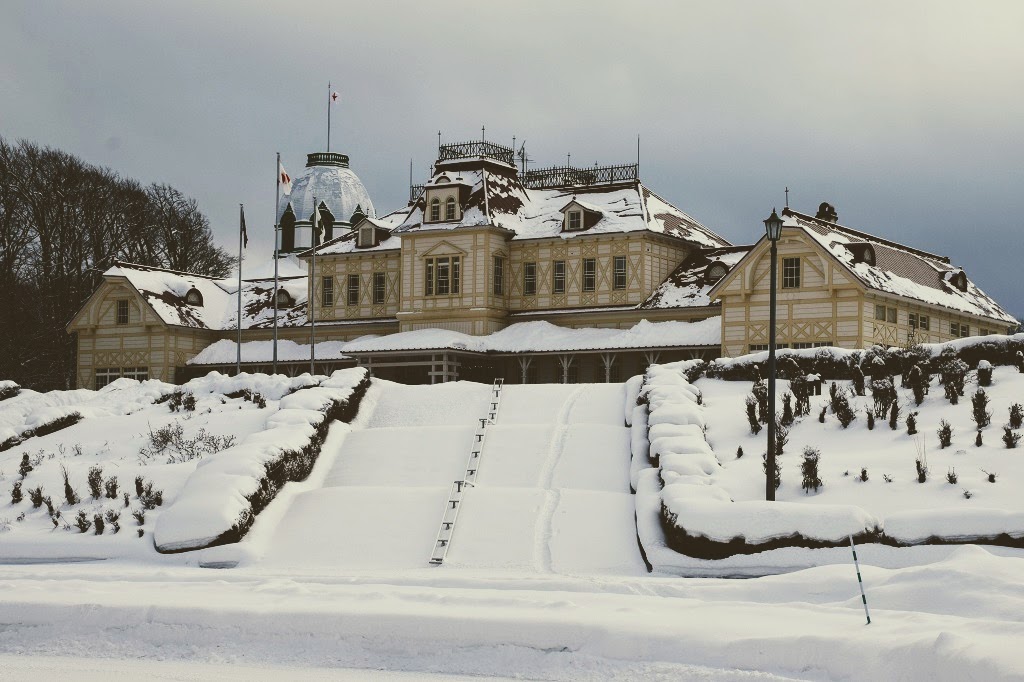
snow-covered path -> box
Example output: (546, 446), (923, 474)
(257, 380), (646, 576)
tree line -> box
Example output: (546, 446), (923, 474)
(0, 136), (233, 390)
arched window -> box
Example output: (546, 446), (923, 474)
(280, 206), (296, 252)
(185, 288), (203, 306)
(430, 198), (440, 222)
(445, 196), (457, 221)
(276, 289), (293, 306)
(705, 263), (728, 283)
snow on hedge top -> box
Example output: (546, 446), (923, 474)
(340, 318), (721, 354)
(783, 208), (1016, 324)
(104, 261), (307, 330)
(343, 160), (730, 248)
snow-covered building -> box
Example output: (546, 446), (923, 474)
(708, 203), (1017, 357)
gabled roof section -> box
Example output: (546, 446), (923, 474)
(98, 261), (308, 330)
(641, 246), (751, 309)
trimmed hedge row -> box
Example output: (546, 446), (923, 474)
(0, 384), (20, 402)
(0, 411), (83, 452)
(212, 374), (371, 547)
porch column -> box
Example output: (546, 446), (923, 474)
(559, 354), (574, 384)
(600, 352), (616, 383)
(518, 356), (532, 384)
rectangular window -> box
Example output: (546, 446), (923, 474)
(552, 260), (566, 294)
(875, 304), (887, 321)
(887, 307), (897, 324)
(951, 322), (959, 336)
(492, 256), (504, 295)
(347, 274), (359, 306)
(613, 256), (627, 290)
(960, 324), (969, 338)
(117, 300), (129, 325)
(452, 257), (460, 294)
(425, 259), (434, 296)
(436, 257), (450, 295)
(748, 344), (769, 352)
(373, 272), (386, 304)
(321, 277), (334, 307)
(121, 367), (149, 381)
(792, 342), (814, 349)
(425, 256), (460, 296)
(583, 258), (596, 292)
(567, 211), (582, 231)
(909, 313), (918, 329)
(920, 315), (929, 331)
(812, 341), (835, 348)
(95, 368), (120, 389)
(782, 257), (801, 289)
(523, 262), (537, 296)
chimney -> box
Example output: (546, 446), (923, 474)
(815, 202), (839, 223)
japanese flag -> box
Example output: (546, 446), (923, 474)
(279, 162), (292, 195)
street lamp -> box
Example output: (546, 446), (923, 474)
(763, 208), (783, 501)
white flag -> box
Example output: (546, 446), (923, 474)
(313, 203), (324, 244)
(279, 162), (292, 195)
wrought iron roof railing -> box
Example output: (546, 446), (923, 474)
(409, 184), (424, 202)
(520, 163), (639, 189)
(438, 140), (515, 166)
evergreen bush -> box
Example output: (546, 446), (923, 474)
(1003, 426), (1021, 449)
(87, 465), (103, 499)
(938, 420), (953, 448)
(1009, 403), (1023, 430)
(800, 447), (822, 493)
(977, 360), (993, 386)
(971, 389), (992, 429)
(906, 412), (918, 435)
(10, 481), (22, 504)
(889, 401), (901, 430)
(18, 454), (32, 478)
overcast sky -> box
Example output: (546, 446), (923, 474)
(2, 1), (1022, 315)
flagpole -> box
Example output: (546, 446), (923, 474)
(327, 81), (331, 153)
(273, 153), (281, 375)
(237, 204), (244, 376)
(310, 196), (317, 375)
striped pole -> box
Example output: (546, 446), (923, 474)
(849, 535), (871, 625)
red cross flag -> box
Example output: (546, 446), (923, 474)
(279, 162), (292, 194)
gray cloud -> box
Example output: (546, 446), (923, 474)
(2, 0), (1021, 315)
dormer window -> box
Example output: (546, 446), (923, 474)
(430, 197), (440, 222)
(358, 225), (375, 248)
(705, 263), (728, 283)
(445, 196), (457, 221)
(184, 288), (203, 306)
(276, 289), (293, 306)
(567, 210), (582, 231)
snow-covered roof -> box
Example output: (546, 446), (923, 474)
(782, 209), (1016, 324)
(310, 208), (410, 256)
(277, 153), (375, 225)
(340, 318), (721, 354)
(308, 161), (730, 253)
(189, 339), (350, 365)
(642, 246), (751, 309)
(103, 261), (307, 330)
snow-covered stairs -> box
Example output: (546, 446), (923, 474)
(430, 378), (505, 565)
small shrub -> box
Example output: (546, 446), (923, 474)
(10, 481), (22, 504)
(104, 476), (119, 499)
(18, 454), (33, 478)
(74, 510), (92, 533)
(61, 465), (80, 505)
(977, 360), (993, 386)
(871, 377), (897, 419)
(915, 458), (928, 483)
(43, 496), (54, 516)
(859, 467), (869, 482)
(946, 467), (958, 484)
(834, 392), (856, 428)
(938, 420), (953, 448)
(906, 412), (918, 435)
(135, 475), (144, 497)
(982, 469), (997, 483)
(139, 482), (163, 510)
(132, 509), (145, 525)
(971, 389), (992, 429)
(963, 489), (973, 499)
(774, 423), (789, 456)
(137, 528), (144, 538)
(105, 509), (121, 534)
(889, 401), (901, 430)
(94, 513), (105, 535)
(762, 452), (781, 491)
(736, 446), (744, 459)
(87, 465), (103, 499)
(800, 447), (823, 493)
(123, 492), (130, 507)
(790, 376), (812, 417)
(819, 406), (827, 423)
(851, 366), (865, 396)
(908, 365), (926, 406)
(745, 396), (761, 435)
(752, 381), (768, 424)
(1009, 403), (1023, 430)
(976, 430), (983, 447)
(866, 409), (875, 430)
(1003, 426), (1021, 449)
(829, 382), (840, 412)
(28, 486), (43, 508)
(167, 390), (197, 413)
(780, 392), (794, 426)
(941, 358), (968, 404)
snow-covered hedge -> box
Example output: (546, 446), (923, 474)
(0, 410), (83, 452)
(153, 368), (370, 553)
(0, 380), (20, 402)
(682, 333), (1024, 382)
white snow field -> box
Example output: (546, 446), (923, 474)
(3, 375), (1024, 679)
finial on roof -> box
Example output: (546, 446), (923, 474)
(815, 202), (839, 223)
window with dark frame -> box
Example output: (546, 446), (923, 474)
(321, 276), (334, 307)
(436, 258), (451, 295)
(425, 256), (460, 296)
(782, 257), (801, 288)
(95, 368), (120, 389)
(116, 299), (129, 325)
(552, 260), (566, 294)
(875, 304), (887, 321)
(347, 275), (359, 306)
(373, 272), (386, 304)
(425, 259), (434, 295)
(492, 256), (504, 295)
(523, 262), (537, 296)
(613, 256), (627, 290)
(582, 258), (596, 292)
(445, 197), (456, 221)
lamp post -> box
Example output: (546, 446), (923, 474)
(763, 208), (784, 501)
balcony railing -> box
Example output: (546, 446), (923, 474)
(438, 140), (515, 166)
(520, 163), (638, 189)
